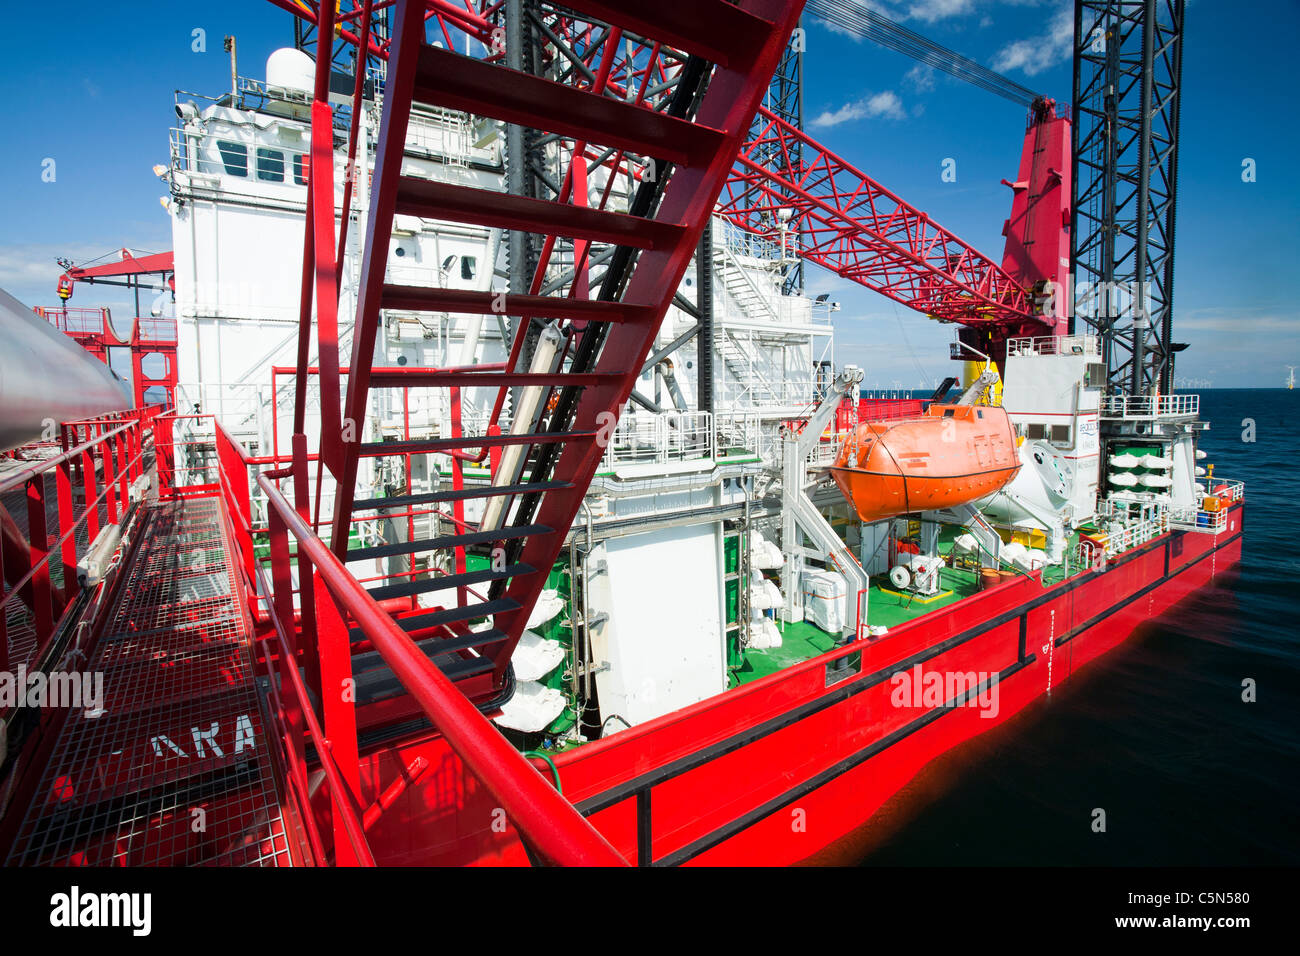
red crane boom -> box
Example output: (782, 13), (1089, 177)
(718, 104), (1058, 335)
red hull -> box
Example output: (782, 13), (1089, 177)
(347, 502), (1245, 866)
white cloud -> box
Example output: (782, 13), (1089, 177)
(814, 16), (861, 41)
(1171, 308), (1300, 338)
(818, 1), (975, 29)
(992, 2), (1074, 76)
(0, 248), (63, 292)
(903, 0), (976, 24)
(904, 62), (937, 93)
(810, 91), (907, 128)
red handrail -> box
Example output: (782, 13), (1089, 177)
(0, 415), (140, 495)
(256, 474), (626, 866)
(253, 555), (377, 866)
(202, 418), (624, 865)
(0, 408), (153, 706)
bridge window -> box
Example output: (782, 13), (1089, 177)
(216, 141), (248, 177)
(1025, 423), (1046, 440)
(1050, 424), (1072, 445)
(256, 148), (285, 182)
(461, 255), (477, 280)
(292, 154), (308, 185)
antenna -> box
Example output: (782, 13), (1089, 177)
(223, 36), (237, 103)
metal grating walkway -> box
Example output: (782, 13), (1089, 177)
(5, 497), (293, 866)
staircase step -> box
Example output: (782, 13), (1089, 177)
(367, 369), (619, 389)
(353, 480), (572, 510)
(348, 597), (522, 643)
(381, 285), (656, 324)
(414, 628), (511, 658)
(396, 177), (684, 250)
(414, 44), (724, 167)
(358, 431), (597, 456)
(351, 635), (504, 703)
(555, 0), (774, 68)
(347, 524), (551, 562)
(364, 563), (534, 602)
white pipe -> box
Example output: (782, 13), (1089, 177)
(0, 288), (131, 451)
(479, 322), (563, 533)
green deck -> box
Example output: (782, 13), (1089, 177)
(733, 525), (1089, 687)
(732, 568), (979, 687)
(730, 619), (839, 685)
(357, 471), (1097, 715)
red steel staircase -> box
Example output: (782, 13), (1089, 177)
(300, 0), (807, 707)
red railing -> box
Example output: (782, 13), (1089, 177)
(34, 306), (111, 337)
(134, 317), (178, 343)
(155, 413), (224, 499)
(856, 587), (868, 643)
(190, 420), (625, 866)
(0, 408), (157, 718)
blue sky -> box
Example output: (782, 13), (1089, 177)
(1, 0), (1296, 388)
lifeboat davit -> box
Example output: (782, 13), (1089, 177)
(828, 404), (1022, 523)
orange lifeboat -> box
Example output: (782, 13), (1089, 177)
(828, 404), (1021, 523)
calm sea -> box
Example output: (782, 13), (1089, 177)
(857, 388), (1300, 865)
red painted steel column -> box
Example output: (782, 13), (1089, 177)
(267, 506), (306, 780)
(115, 432), (128, 509)
(450, 387), (468, 608)
(335, 0), (374, 272)
(0, 541), (7, 673)
(217, 426), (256, 595)
(310, 100), (344, 480)
(293, 434), (321, 699)
(313, 575), (364, 865)
(81, 444), (99, 541)
(55, 458), (77, 604)
(329, 0), (425, 557)
(103, 433), (118, 524)
(25, 477), (54, 648)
